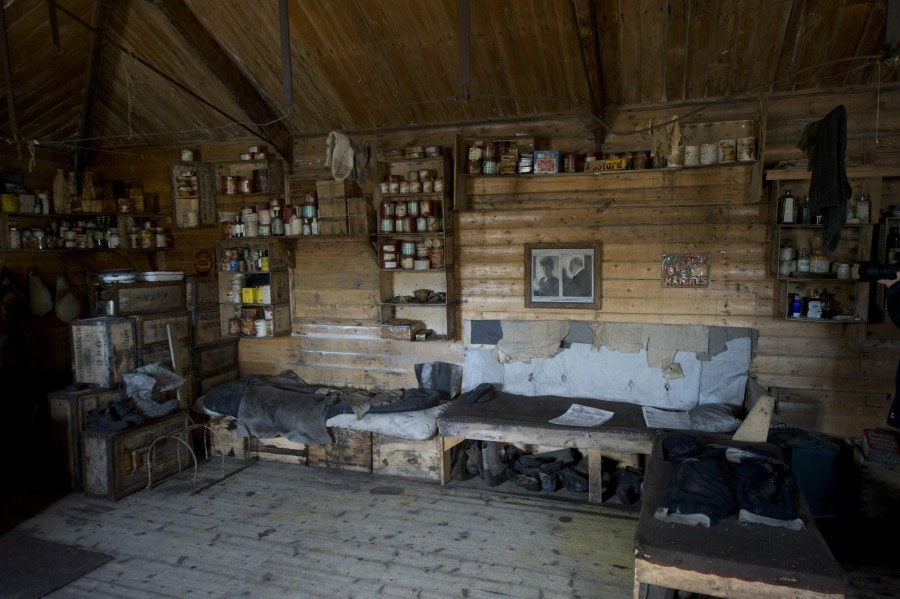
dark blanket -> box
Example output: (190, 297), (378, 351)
(202, 371), (445, 444)
(798, 104), (851, 253)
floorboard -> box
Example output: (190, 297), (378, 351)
(14, 461), (638, 598)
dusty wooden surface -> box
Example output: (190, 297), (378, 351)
(15, 460), (639, 598)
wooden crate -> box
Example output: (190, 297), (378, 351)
(218, 302), (291, 337)
(207, 415), (246, 459)
(130, 310), (192, 348)
(185, 276), (219, 308)
(372, 434), (443, 481)
(49, 387), (122, 491)
(318, 217), (347, 235)
(308, 428), (372, 472)
(347, 196), (375, 235)
(193, 337), (239, 377)
(82, 411), (193, 500)
(71, 317), (136, 387)
(137, 339), (192, 375)
(191, 305), (221, 346)
(93, 281), (186, 316)
(249, 436), (308, 465)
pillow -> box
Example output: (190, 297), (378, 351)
(325, 403), (450, 441)
(689, 403), (743, 433)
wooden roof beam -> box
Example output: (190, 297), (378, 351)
(75, 0), (113, 174)
(572, 0), (606, 150)
(152, 0), (294, 168)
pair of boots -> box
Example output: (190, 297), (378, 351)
(451, 441), (589, 493)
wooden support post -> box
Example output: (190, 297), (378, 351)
(586, 447), (603, 504)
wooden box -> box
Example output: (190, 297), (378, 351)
(218, 302), (291, 337)
(137, 339), (191, 375)
(94, 281), (186, 316)
(82, 411), (193, 500)
(380, 318), (425, 341)
(49, 387), (121, 491)
(372, 434), (443, 481)
(315, 179), (359, 201)
(308, 428), (372, 472)
(185, 276), (219, 308)
(130, 310), (192, 348)
(191, 305), (221, 346)
(347, 196), (375, 235)
(249, 436), (308, 465)
(207, 415), (246, 459)
(193, 337), (239, 377)
(71, 317), (136, 387)
(318, 217), (348, 235)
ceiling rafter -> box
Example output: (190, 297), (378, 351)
(75, 0), (113, 173)
(151, 0), (294, 168)
(571, 0), (606, 149)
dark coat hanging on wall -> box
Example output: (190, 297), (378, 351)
(797, 105), (852, 253)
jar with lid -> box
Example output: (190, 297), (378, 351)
(856, 194), (870, 222)
(796, 248), (810, 273)
(271, 206), (284, 236)
(809, 247), (830, 274)
(107, 228), (120, 249)
(8, 221), (20, 249)
(155, 227), (167, 248)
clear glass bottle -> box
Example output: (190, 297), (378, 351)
(310, 217), (319, 236)
(797, 247), (810, 273)
(271, 207), (284, 236)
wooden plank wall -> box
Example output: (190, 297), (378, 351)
(33, 90), (900, 438)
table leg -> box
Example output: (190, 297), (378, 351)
(440, 437), (464, 484)
(586, 447), (603, 504)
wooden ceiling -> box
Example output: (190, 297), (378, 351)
(0, 0), (896, 162)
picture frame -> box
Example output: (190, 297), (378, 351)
(525, 242), (601, 309)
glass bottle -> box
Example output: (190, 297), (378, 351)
(806, 288), (823, 319)
(271, 207), (284, 236)
(778, 189), (795, 224)
(797, 247), (810, 273)
(234, 213), (244, 238)
(799, 195), (812, 224)
(311, 217), (319, 236)
(856, 194), (870, 222)
(8, 221), (20, 249)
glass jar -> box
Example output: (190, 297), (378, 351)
(809, 248), (830, 274)
(8, 221), (20, 249)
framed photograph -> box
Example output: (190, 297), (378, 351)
(525, 242), (601, 309)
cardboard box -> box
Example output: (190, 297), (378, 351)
(862, 429), (900, 464)
(71, 317), (136, 387)
(380, 319), (426, 341)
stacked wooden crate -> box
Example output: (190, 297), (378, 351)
(185, 275), (239, 398)
(315, 179), (373, 235)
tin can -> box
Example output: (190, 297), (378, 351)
(429, 247), (445, 268)
(223, 176), (237, 195)
(228, 316), (241, 335)
(241, 319), (256, 336)
(683, 145), (699, 167)
(419, 199), (434, 216)
(426, 217), (441, 232)
(413, 259), (431, 270)
(422, 179), (434, 193)
(255, 319), (269, 337)
(301, 204), (317, 219)
(395, 202), (407, 217)
(434, 179), (444, 193)
(239, 177), (253, 194)
(382, 260), (398, 269)
(407, 200), (419, 217)
(252, 169), (269, 193)
(400, 241), (417, 255)
(416, 216), (427, 231)
(380, 218), (395, 233)
(699, 144), (717, 165)
(400, 255), (415, 269)
(736, 137), (756, 162)
(380, 200), (395, 218)
(718, 139), (736, 163)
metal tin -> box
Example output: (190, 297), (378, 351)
(252, 169), (269, 193)
(223, 176), (238, 195)
(380, 218), (395, 233)
(241, 319), (256, 336)
(699, 144), (717, 165)
(426, 217), (440, 232)
(416, 217), (427, 231)
(434, 178), (444, 192)
(419, 199), (434, 216)
(718, 139), (736, 163)
(400, 241), (417, 254)
(413, 259), (431, 270)
(429, 247), (445, 268)
(407, 200), (419, 216)
(400, 255), (415, 269)
(380, 200), (395, 218)
(382, 260), (398, 270)
(301, 204), (317, 219)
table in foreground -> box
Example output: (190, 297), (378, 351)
(437, 392), (653, 503)
(633, 431), (846, 599)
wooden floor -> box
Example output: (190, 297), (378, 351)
(13, 461), (639, 598)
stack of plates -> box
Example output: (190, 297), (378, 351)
(137, 271), (185, 282)
(98, 269), (136, 284)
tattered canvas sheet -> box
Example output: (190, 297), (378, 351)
(698, 337), (752, 405)
(462, 346), (506, 392)
(502, 343), (702, 410)
(591, 322), (709, 378)
(492, 320), (569, 364)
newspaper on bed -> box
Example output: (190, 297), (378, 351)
(641, 406), (691, 429)
(549, 404), (614, 427)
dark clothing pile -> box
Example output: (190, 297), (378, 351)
(655, 433), (803, 529)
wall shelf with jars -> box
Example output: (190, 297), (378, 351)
(171, 162), (216, 229)
(453, 134), (537, 211)
(214, 158), (286, 236)
(215, 238), (293, 338)
(765, 166), (900, 322)
(376, 152), (456, 339)
(0, 211), (172, 254)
